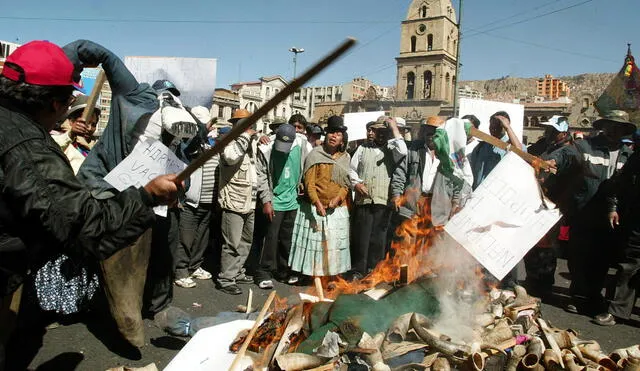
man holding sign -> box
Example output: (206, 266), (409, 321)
(0, 40), (179, 369)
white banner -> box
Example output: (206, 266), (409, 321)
(458, 98), (525, 152)
(124, 56), (217, 108)
(104, 138), (186, 216)
(444, 152), (561, 280)
(344, 111), (385, 142)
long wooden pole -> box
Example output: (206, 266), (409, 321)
(80, 69), (106, 122)
(229, 290), (277, 371)
(176, 37), (357, 183)
(469, 127), (554, 172)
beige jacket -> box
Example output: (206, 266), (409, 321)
(218, 132), (258, 214)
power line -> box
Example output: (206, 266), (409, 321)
(471, 31), (618, 63)
(0, 15), (396, 24)
(467, 0), (567, 34)
(464, 0), (594, 39)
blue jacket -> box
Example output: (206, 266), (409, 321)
(63, 40), (160, 198)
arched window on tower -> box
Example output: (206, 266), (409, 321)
(427, 34), (433, 51)
(421, 5), (427, 17)
(453, 40), (457, 55)
(411, 36), (417, 52)
(447, 36), (451, 52)
(423, 71), (432, 99)
(445, 73), (451, 102)
(406, 72), (415, 100)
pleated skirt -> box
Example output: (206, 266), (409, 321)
(289, 201), (351, 276)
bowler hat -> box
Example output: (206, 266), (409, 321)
(593, 110), (637, 135)
(325, 115), (347, 133)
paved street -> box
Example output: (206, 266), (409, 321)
(20, 258), (640, 370)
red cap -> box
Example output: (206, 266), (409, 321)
(1, 40), (81, 89)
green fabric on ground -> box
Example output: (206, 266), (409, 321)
(297, 279), (440, 354)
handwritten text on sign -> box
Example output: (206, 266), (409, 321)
(105, 138), (186, 216)
(444, 152), (561, 280)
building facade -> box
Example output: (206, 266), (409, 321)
(0, 40), (21, 74)
(537, 74), (570, 100)
(230, 75), (308, 133)
(211, 88), (240, 125)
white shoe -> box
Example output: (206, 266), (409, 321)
(175, 277), (196, 288)
(287, 275), (299, 285)
(191, 267), (212, 280)
(258, 280), (274, 289)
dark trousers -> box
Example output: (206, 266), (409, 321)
(143, 208), (179, 315)
(246, 205), (268, 276)
(608, 245), (640, 319)
(175, 203), (212, 279)
(567, 220), (614, 312)
(351, 204), (392, 275)
(255, 209), (297, 282)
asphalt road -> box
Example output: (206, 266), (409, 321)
(15, 258), (640, 371)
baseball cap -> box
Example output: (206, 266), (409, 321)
(152, 79), (181, 96)
(540, 115), (569, 132)
(274, 124), (296, 153)
(1, 41), (81, 89)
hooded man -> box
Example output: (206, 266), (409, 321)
(544, 110), (636, 315)
(62, 40), (198, 316)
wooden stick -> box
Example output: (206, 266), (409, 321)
(80, 69), (106, 122)
(246, 288), (253, 314)
(537, 318), (565, 369)
(229, 291), (277, 371)
(469, 127), (555, 172)
(176, 37), (357, 183)
(314, 277), (325, 302)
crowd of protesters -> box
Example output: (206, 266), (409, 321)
(1, 38), (640, 370)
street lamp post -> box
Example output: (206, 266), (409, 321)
(289, 47), (305, 79)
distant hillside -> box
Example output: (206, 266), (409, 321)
(460, 73), (616, 102)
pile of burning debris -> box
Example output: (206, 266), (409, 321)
(228, 278), (640, 371)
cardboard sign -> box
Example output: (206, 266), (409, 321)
(104, 138), (186, 216)
(458, 98), (525, 152)
(444, 152), (561, 280)
(165, 320), (255, 371)
(124, 56), (217, 108)
(344, 111), (385, 142)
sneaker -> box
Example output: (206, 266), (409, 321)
(236, 275), (254, 284)
(258, 280), (274, 289)
(287, 275), (299, 285)
(191, 267), (212, 280)
(593, 313), (617, 326)
(174, 277), (196, 288)
(218, 284), (242, 295)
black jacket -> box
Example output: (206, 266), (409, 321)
(545, 134), (631, 224)
(0, 103), (156, 296)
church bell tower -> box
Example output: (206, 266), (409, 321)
(396, 0), (459, 103)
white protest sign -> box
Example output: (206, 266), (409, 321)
(344, 111), (385, 142)
(104, 138), (186, 216)
(124, 56), (217, 108)
(458, 98), (525, 153)
(165, 320), (255, 371)
(444, 152), (561, 280)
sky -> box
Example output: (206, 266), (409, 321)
(0, 0), (638, 89)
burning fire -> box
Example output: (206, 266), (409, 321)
(325, 191), (439, 297)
